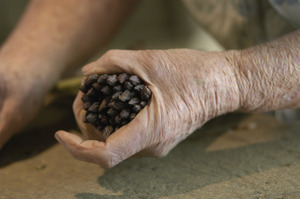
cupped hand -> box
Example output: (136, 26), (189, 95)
(55, 49), (240, 168)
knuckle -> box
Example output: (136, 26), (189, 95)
(103, 50), (122, 63)
(71, 144), (84, 154)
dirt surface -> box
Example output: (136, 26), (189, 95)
(0, 92), (299, 199)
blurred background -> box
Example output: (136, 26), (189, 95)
(0, 0), (223, 59)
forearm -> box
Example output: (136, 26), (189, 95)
(0, 0), (138, 93)
(235, 30), (300, 112)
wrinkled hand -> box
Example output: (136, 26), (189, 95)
(55, 49), (240, 168)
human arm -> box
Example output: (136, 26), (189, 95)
(0, 0), (139, 148)
(55, 30), (299, 168)
(236, 30), (300, 112)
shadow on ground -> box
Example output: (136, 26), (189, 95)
(0, 93), (77, 168)
(73, 113), (300, 199)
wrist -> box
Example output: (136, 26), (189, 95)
(212, 50), (241, 115)
(184, 49), (241, 126)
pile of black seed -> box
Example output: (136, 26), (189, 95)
(80, 73), (152, 138)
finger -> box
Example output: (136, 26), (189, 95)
(55, 108), (150, 168)
(82, 50), (155, 92)
(82, 50), (143, 77)
(55, 130), (106, 163)
(81, 61), (119, 76)
(72, 92), (105, 141)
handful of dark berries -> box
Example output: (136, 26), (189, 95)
(79, 73), (152, 138)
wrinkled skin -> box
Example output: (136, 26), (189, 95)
(55, 49), (240, 168)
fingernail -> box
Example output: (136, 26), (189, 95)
(54, 132), (60, 140)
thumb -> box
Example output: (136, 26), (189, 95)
(55, 109), (148, 168)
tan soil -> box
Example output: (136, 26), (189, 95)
(0, 93), (299, 199)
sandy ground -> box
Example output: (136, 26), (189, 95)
(0, 91), (299, 199)
(0, 1), (299, 198)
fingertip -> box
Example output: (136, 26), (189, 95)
(55, 130), (83, 146)
(54, 130), (66, 143)
(55, 131), (65, 148)
(82, 62), (96, 75)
